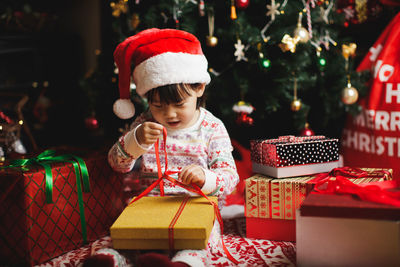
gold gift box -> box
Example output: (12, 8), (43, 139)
(110, 196), (217, 250)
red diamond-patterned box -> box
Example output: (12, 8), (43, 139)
(0, 152), (127, 266)
(245, 169), (392, 241)
(250, 135), (340, 178)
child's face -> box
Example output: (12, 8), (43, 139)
(149, 86), (205, 130)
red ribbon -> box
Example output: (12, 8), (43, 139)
(312, 167), (400, 207)
(129, 128), (239, 264)
(168, 195), (190, 251)
(309, 166), (391, 183)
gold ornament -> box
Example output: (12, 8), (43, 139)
(279, 34), (300, 53)
(291, 75), (302, 111)
(341, 83), (359, 105)
(294, 12), (309, 43)
(110, 0), (128, 18)
(206, 8), (218, 47)
(294, 26), (309, 43)
(131, 13), (140, 30)
(291, 99), (302, 111)
(206, 36), (218, 47)
(342, 43), (357, 60)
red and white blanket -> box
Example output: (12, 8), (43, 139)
(37, 216), (295, 267)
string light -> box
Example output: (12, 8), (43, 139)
(262, 58), (271, 68)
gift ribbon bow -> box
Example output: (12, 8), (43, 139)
(312, 167), (400, 207)
(1, 150), (91, 243)
(128, 128), (239, 264)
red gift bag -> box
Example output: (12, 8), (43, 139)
(341, 12), (400, 178)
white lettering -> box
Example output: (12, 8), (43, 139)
(386, 83), (400, 104)
(373, 60), (395, 82)
(369, 44), (382, 62)
(346, 129), (357, 148)
(353, 112), (365, 127)
(366, 110), (375, 129)
(391, 112), (400, 131)
(370, 135), (375, 153)
(353, 108), (400, 132)
(374, 59), (382, 79)
(359, 133), (370, 153)
(384, 136), (396, 156)
(376, 136), (385, 155)
(375, 111), (389, 131)
(379, 64), (395, 82)
(342, 130), (400, 158)
(373, 60), (382, 79)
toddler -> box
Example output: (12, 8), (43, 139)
(107, 28), (239, 267)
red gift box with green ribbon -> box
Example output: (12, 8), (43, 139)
(0, 150), (126, 266)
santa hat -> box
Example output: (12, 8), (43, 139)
(113, 28), (211, 119)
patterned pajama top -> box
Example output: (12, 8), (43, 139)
(108, 107), (239, 206)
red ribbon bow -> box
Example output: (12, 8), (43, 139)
(312, 167), (400, 207)
(129, 127), (239, 264)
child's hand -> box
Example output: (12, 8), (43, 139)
(136, 122), (164, 147)
(178, 164), (205, 188)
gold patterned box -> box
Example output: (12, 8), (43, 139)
(245, 168), (393, 220)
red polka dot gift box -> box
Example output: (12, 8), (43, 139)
(250, 135), (340, 178)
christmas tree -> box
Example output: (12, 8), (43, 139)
(88, 0), (397, 147)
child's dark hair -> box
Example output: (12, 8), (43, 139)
(145, 83), (206, 108)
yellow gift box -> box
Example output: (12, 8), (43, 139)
(110, 196), (218, 250)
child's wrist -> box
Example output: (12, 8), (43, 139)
(201, 168), (218, 194)
(117, 133), (135, 159)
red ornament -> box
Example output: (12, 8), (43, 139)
(236, 0), (250, 9)
(236, 112), (254, 126)
(300, 123), (315, 136)
(85, 115), (99, 130)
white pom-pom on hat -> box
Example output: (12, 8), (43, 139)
(113, 98), (135, 119)
(113, 28), (211, 119)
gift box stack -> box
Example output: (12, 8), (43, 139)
(0, 151), (127, 266)
(246, 135), (393, 242)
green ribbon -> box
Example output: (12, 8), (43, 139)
(1, 150), (91, 243)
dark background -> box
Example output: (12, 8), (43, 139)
(0, 0), (399, 156)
